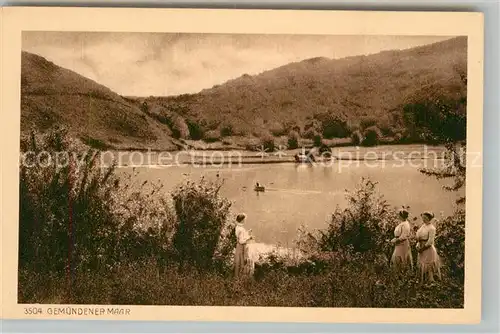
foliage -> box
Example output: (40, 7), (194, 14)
(220, 124), (233, 137)
(420, 141), (466, 204)
(269, 121), (287, 137)
(316, 114), (351, 139)
(377, 114), (395, 136)
(435, 208), (465, 283)
(419, 141), (466, 282)
(186, 119), (204, 140)
(18, 128), (176, 278)
(287, 130), (300, 149)
(171, 116), (190, 139)
(362, 126), (382, 147)
(203, 130), (221, 143)
(402, 97), (466, 143)
(18, 256), (464, 307)
(261, 135), (276, 152)
(80, 136), (112, 150)
(18, 130), (465, 308)
(313, 134), (323, 148)
(317, 178), (395, 257)
(303, 119), (322, 139)
(351, 130), (363, 146)
(171, 177), (232, 272)
(360, 116), (378, 130)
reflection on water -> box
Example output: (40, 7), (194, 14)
(118, 161), (461, 245)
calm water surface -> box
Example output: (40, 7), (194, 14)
(118, 155), (461, 245)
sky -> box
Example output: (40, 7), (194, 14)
(22, 32), (453, 97)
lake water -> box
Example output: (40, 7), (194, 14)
(116, 146), (462, 245)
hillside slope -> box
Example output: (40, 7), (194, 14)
(139, 36), (467, 141)
(21, 51), (179, 150)
(21, 36), (467, 150)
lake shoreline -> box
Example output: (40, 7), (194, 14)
(101, 141), (447, 153)
(103, 144), (449, 167)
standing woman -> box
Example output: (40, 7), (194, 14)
(390, 208), (413, 271)
(234, 213), (253, 278)
(416, 211), (442, 283)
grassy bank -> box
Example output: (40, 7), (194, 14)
(19, 257), (463, 308)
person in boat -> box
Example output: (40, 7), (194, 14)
(234, 213), (254, 278)
(390, 207), (413, 272)
(416, 211), (442, 283)
(254, 182), (265, 192)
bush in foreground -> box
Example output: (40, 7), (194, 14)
(171, 177), (232, 272)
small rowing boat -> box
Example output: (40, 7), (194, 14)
(254, 182), (265, 192)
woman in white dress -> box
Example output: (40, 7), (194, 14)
(390, 208), (413, 271)
(416, 211), (442, 282)
(233, 213), (253, 278)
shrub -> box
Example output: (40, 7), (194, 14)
(420, 141), (466, 204)
(393, 132), (404, 143)
(419, 142), (466, 281)
(220, 124), (233, 137)
(19, 128), (175, 276)
(287, 130), (300, 149)
(243, 137), (262, 151)
(436, 208), (465, 283)
(402, 97), (466, 143)
(362, 126), (382, 146)
(360, 116), (378, 130)
(269, 121), (287, 137)
(186, 120), (204, 140)
(321, 117), (351, 139)
(317, 178), (395, 257)
(140, 101), (148, 113)
(351, 130), (363, 146)
(20, 128), (118, 274)
(303, 119), (322, 139)
(377, 114), (395, 136)
(171, 116), (190, 139)
(313, 134), (323, 147)
(171, 177), (232, 272)
(18, 129), (465, 308)
(80, 136), (112, 150)
(204, 130), (221, 143)
(261, 135), (276, 152)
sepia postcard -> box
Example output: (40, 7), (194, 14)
(1, 7), (483, 324)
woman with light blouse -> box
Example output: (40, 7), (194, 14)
(390, 208), (413, 271)
(233, 213), (253, 278)
(416, 211), (442, 282)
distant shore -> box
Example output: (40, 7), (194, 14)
(97, 144), (448, 167)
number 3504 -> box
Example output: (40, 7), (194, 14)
(24, 307), (42, 315)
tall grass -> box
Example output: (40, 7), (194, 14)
(18, 128), (464, 307)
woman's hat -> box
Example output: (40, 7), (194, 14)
(398, 206), (409, 218)
(421, 211), (435, 219)
(236, 213), (246, 223)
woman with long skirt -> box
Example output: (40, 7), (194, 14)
(390, 208), (413, 272)
(233, 213), (253, 279)
(416, 211), (442, 283)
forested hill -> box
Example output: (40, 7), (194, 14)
(21, 36), (467, 150)
(138, 36), (467, 145)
